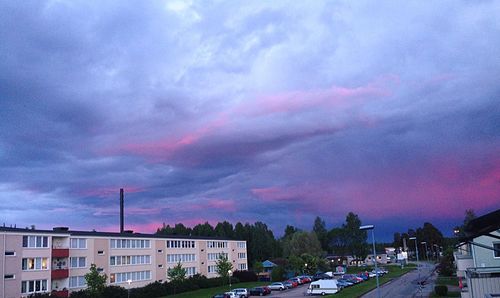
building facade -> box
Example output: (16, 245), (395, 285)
(0, 226), (248, 298)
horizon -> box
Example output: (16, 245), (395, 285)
(1, 1), (499, 244)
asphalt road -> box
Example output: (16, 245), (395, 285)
(361, 262), (437, 298)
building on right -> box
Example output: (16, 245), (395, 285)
(454, 208), (500, 298)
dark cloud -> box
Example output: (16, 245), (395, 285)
(1, 0), (499, 240)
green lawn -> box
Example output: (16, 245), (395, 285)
(328, 265), (416, 297)
(435, 276), (459, 287)
(430, 291), (461, 297)
(160, 281), (268, 298)
(161, 265), (415, 298)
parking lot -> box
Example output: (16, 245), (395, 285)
(261, 284), (308, 298)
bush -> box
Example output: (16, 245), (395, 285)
(233, 270), (258, 282)
(69, 290), (90, 298)
(435, 285), (448, 296)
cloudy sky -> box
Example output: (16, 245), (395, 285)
(1, 0), (499, 240)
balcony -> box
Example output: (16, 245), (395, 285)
(52, 268), (69, 279)
(52, 248), (69, 258)
(51, 289), (69, 298)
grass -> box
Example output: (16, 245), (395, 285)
(328, 265), (416, 297)
(159, 281), (268, 298)
(429, 291), (461, 297)
(161, 265), (416, 298)
(435, 276), (459, 287)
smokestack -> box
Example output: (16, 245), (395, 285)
(120, 188), (124, 233)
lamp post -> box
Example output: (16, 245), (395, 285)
(360, 225), (380, 298)
(127, 279), (132, 298)
(304, 263), (308, 275)
(421, 242), (428, 261)
(409, 237), (420, 283)
(228, 270), (232, 291)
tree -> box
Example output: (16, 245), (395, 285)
(328, 227), (347, 255)
(215, 221), (234, 238)
(313, 216), (329, 252)
(283, 225), (299, 239)
(216, 253), (234, 284)
(85, 264), (107, 297)
(283, 231), (323, 258)
(253, 260), (264, 273)
(342, 212), (368, 259)
(192, 222), (215, 237)
(167, 261), (187, 282)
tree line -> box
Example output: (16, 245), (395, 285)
(156, 211), (372, 273)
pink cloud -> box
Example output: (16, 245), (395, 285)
(236, 81), (392, 117)
(118, 115), (229, 162)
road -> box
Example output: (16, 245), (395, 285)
(361, 263), (437, 298)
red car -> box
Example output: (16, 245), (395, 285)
(286, 279), (298, 287)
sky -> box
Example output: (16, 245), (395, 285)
(1, 0), (499, 242)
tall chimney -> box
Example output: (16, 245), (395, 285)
(120, 188), (124, 233)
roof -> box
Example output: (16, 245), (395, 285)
(462, 208), (500, 241)
(262, 260), (277, 268)
(0, 226), (241, 241)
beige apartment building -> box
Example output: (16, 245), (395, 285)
(0, 226), (248, 298)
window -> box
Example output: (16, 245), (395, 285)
(238, 253), (246, 259)
(110, 271), (151, 284)
(98, 250), (105, 255)
(5, 251), (15, 256)
(208, 253), (228, 261)
(70, 238), (87, 249)
(182, 267), (196, 276)
(166, 240), (196, 249)
(70, 257), (86, 268)
(110, 239), (151, 249)
(238, 263), (247, 270)
(494, 243), (500, 258)
(22, 236), (48, 248)
(167, 254), (196, 263)
(4, 274), (15, 279)
(207, 241), (227, 249)
(110, 255), (151, 266)
(237, 242), (246, 249)
(21, 279), (47, 294)
(69, 276), (86, 288)
(208, 265), (217, 273)
(22, 258), (48, 271)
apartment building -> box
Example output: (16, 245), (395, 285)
(454, 209), (500, 298)
(0, 226), (248, 298)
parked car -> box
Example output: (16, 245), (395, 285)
(286, 279), (298, 287)
(313, 273), (332, 281)
(262, 286), (271, 295)
(289, 277), (302, 284)
(212, 294), (230, 298)
(283, 280), (294, 289)
(249, 287), (269, 296)
(224, 291), (238, 298)
(232, 288), (250, 298)
(268, 282), (286, 291)
(337, 278), (354, 287)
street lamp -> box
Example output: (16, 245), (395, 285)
(228, 270), (232, 291)
(127, 279), (132, 298)
(304, 263), (308, 275)
(409, 237), (420, 282)
(360, 225), (380, 298)
(421, 242), (428, 261)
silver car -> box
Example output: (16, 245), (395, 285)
(232, 288), (249, 298)
(268, 282), (286, 291)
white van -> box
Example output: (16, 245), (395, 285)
(306, 279), (340, 295)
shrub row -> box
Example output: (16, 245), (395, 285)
(62, 271), (256, 298)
